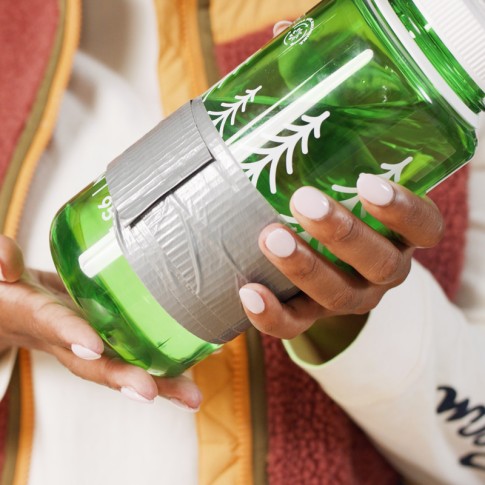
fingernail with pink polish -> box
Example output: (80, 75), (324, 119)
(265, 228), (296, 258)
(357, 174), (395, 206)
(169, 398), (200, 413)
(71, 344), (102, 361)
(273, 20), (292, 37)
(292, 187), (330, 221)
(121, 387), (154, 404)
(239, 288), (265, 314)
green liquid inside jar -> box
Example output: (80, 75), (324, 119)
(203, 0), (478, 260)
(50, 177), (220, 376)
(51, 0), (482, 375)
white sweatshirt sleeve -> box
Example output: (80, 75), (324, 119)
(285, 260), (485, 485)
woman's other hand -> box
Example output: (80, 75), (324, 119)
(0, 235), (202, 410)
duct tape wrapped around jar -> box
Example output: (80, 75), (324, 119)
(105, 98), (297, 344)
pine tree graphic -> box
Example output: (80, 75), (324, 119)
(208, 86), (262, 137)
(242, 111), (331, 194)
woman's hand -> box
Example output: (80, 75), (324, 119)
(0, 235), (202, 410)
(238, 174), (444, 356)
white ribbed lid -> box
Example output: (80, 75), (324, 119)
(412, 0), (485, 91)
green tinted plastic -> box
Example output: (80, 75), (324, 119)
(51, 0), (479, 375)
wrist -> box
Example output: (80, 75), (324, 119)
(297, 314), (368, 364)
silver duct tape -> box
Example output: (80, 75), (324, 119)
(106, 99), (297, 344)
(106, 102), (212, 228)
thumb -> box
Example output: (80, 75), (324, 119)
(0, 235), (25, 283)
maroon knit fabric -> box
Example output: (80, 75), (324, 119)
(214, 26), (275, 74)
(0, 0), (59, 470)
(0, 0), (59, 188)
(414, 165), (470, 300)
(261, 335), (399, 485)
(216, 27), (469, 484)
